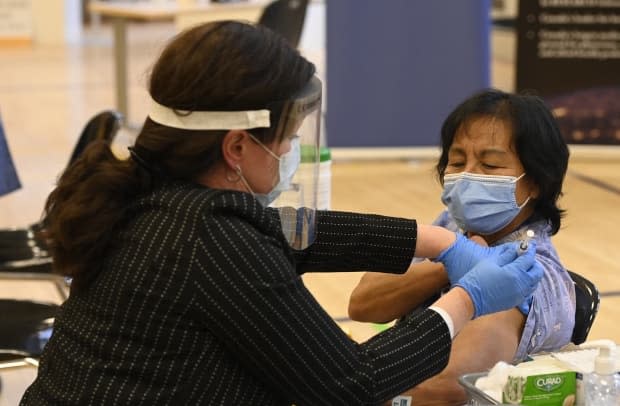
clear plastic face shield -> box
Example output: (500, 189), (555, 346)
(267, 76), (322, 250)
(147, 76), (323, 250)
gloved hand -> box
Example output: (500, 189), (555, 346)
(454, 242), (544, 318)
(435, 233), (515, 285)
(517, 295), (534, 316)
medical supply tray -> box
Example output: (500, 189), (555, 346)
(458, 372), (501, 405)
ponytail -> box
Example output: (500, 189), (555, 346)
(43, 141), (146, 289)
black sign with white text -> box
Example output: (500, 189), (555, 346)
(516, 0), (620, 144)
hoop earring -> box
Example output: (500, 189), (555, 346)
(225, 165), (241, 183)
(234, 164), (255, 195)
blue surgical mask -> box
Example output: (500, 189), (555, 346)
(441, 172), (530, 235)
(240, 135), (301, 207)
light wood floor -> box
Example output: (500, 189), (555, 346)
(1, 21), (619, 403)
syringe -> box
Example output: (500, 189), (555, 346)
(518, 230), (535, 254)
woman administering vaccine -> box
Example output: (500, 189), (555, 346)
(22, 21), (542, 405)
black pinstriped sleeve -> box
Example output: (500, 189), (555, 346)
(192, 195), (451, 405)
(294, 210), (419, 274)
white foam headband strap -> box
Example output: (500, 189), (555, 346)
(148, 98), (271, 130)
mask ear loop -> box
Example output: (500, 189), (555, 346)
(235, 165), (255, 196)
(514, 172), (527, 182)
(514, 172), (531, 209)
(517, 196), (531, 209)
(246, 132), (281, 161)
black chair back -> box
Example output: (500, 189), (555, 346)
(568, 270), (600, 345)
(67, 110), (123, 166)
(258, 0), (309, 48)
(0, 299), (59, 357)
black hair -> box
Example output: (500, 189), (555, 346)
(436, 89), (569, 235)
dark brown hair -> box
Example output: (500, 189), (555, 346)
(43, 21), (316, 289)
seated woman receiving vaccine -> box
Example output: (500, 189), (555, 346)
(348, 89), (576, 406)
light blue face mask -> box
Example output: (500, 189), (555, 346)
(240, 135), (301, 207)
(441, 172), (530, 235)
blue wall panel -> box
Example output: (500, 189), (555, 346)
(326, 0), (490, 147)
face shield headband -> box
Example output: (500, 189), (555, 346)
(147, 76), (323, 250)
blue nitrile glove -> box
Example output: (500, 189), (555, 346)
(517, 295), (534, 316)
(435, 233), (515, 285)
(454, 242), (544, 318)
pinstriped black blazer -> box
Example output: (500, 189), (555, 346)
(21, 181), (451, 405)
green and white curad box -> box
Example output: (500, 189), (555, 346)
(502, 370), (576, 406)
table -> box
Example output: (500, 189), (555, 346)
(88, 0), (270, 124)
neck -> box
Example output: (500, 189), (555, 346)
(194, 163), (246, 193)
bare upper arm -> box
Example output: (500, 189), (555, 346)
(348, 260), (448, 323)
(444, 308), (526, 376)
(393, 308), (527, 406)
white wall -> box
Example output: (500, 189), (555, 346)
(31, 0), (82, 45)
